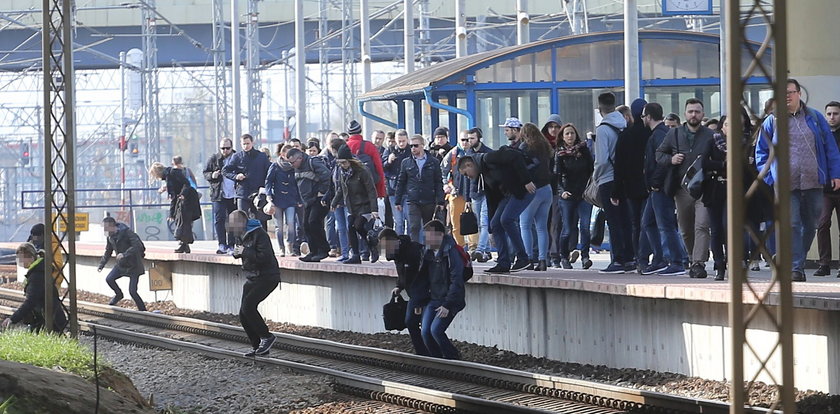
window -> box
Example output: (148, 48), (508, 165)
(555, 41), (624, 81)
(475, 90), (551, 149)
(474, 50), (552, 83)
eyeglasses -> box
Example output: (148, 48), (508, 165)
(220, 147), (231, 150)
(785, 90), (799, 96)
(460, 139), (469, 142)
(410, 144), (422, 148)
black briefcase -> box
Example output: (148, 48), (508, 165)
(383, 293), (407, 331)
(459, 203), (478, 236)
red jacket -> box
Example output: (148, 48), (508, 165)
(347, 134), (386, 197)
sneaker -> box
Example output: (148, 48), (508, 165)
(581, 258), (593, 270)
(310, 252), (329, 262)
(484, 264), (510, 274)
(599, 263), (625, 274)
(470, 251), (482, 262)
(714, 269), (725, 281)
(569, 250), (580, 264)
(641, 262), (668, 275)
(361, 254), (370, 262)
(560, 258), (572, 269)
(337, 256), (350, 263)
(244, 349), (257, 357)
(477, 252), (491, 263)
(689, 263), (708, 279)
(328, 248), (340, 258)
(300, 242), (310, 256)
(299, 253), (315, 262)
(217, 244), (228, 255)
(792, 271), (806, 282)
(510, 258), (531, 272)
(623, 261), (637, 272)
(814, 265), (830, 277)
(657, 264), (686, 276)
(344, 255), (362, 264)
(750, 261), (760, 271)
(255, 335), (276, 356)
(109, 293), (124, 305)
(550, 258), (562, 268)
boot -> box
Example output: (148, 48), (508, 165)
(536, 260), (547, 271)
(345, 255), (362, 264)
(174, 243), (187, 253)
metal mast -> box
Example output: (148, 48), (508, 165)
(319, 0), (330, 133)
(340, 0), (356, 126)
(563, 0), (589, 35)
(211, 0), (229, 141)
(418, 0), (431, 68)
(142, 0), (160, 161)
(41, 0), (78, 337)
(245, 0), (262, 142)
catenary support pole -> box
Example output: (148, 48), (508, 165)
(623, 0), (639, 101)
(516, 0), (529, 45)
(403, 0), (415, 73)
(231, 0), (242, 146)
(360, 0), (372, 134)
(294, 0), (306, 139)
(455, 0), (466, 58)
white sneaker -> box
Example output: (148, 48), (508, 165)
(300, 242), (310, 255)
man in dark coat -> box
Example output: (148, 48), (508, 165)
(396, 135), (445, 242)
(383, 129), (412, 235)
(204, 138), (237, 254)
(382, 228), (429, 356)
(229, 210), (281, 357)
(1, 243), (66, 333)
(98, 217), (147, 311)
(288, 148), (332, 262)
(222, 134), (271, 228)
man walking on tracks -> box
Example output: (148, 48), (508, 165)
(98, 217), (147, 311)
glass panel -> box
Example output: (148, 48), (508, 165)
(557, 88), (625, 137)
(555, 41), (623, 81)
(475, 90), (551, 149)
(641, 39), (719, 79)
(475, 58), (513, 83)
(740, 45), (774, 78)
(475, 50), (552, 84)
(643, 86), (723, 120)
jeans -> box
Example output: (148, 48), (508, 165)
(334, 206), (351, 258)
(640, 196), (664, 266)
(272, 206), (296, 253)
(239, 274), (280, 349)
(520, 185), (552, 261)
(791, 188), (823, 273)
(420, 300), (460, 359)
(303, 200), (329, 256)
(407, 203), (437, 243)
(471, 195), (490, 253)
(404, 299), (429, 356)
(389, 195), (408, 235)
(212, 198), (236, 247)
(649, 190), (687, 265)
(491, 193), (536, 268)
(558, 198), (592, 259)
(326, 211), (338, 250)
(598, 181), (633, 264)
(106, 268), (146, 311)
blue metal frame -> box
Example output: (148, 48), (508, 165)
(358, 100), (398, 129)
(423, 88), (475, 129)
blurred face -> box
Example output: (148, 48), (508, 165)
(562, 126), (577, 147)
(786, 82), (801, 113)
(373, 132), (385, 147)
(434, 134), (448, 146)
(410, 140), (424, 157)
(504, 127), (519, 141)
(721, 118), (731, 138)
(826, 106), (840, 129)
(103, 221), (118, 235)
(226, 212), (248, 237)
(382, 238), (399, 258)
(424, 230), (444, 250)
(337, 160), (350, 170)
(459, 160), (478, 179)
(396, 134), (408, 149)
(219, 139), (233, 157)
(307, 147), (319, 157)
(241, 137), (253, 152)
(467, 132), (480, 149)
(545, 122), (561, 138)
(684, 103), (704, 128)
(16, 253), (34, 268)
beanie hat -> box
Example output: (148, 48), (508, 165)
(348, 120), (362, 135)
(433, 126), (448, 137)
(336, 144), (353, 160)
(29, 223), (44, 236)
(631, 98), (648, 119)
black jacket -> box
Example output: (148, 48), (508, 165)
(294, 154), (331, 204)
(395, 152), (445, 206)
(613, 120), (651, 200)
(465, 144), (494, 197)
(382, 145), (411, 196)
(203, 151), (235, 202)
(11, 259), (66, 332)
(99, 223), (146, 277)
(390, 235), (428, 305)
(333, 164), (378, 215)
(555, 143), (594, 200)
(234, 220), (281, 279)
(702, 137), (726, 207)
(656, 125), (715, 197)
(428, 142), (453, 163)
(645, 123), (671, 191)
(521, 143), (553, 189)
(222, 148), (271, 199)
(469, 148), (531, 220)
(418, 235), (465, 312)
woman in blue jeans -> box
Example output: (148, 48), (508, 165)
(518, 123), (555, 271)
(555, 124), (594, 269)
(265, 144), (302, 256)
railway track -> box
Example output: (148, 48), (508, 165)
(0, 287), (766, 414)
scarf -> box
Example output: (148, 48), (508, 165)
(340, 166), (354, 179)
(557, 142), (585, 158)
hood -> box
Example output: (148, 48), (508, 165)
(631, 98), (647, 123)
(244, 219), (262, 235)
(600, 111), (627, 130)
(110, 223), (130, 238)
(464, 152), (486, 169)
(541, 114), (563, 132)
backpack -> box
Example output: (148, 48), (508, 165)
(452, 244), (473, 281)
(354, 141), (382, 185)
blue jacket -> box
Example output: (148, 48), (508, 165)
(465, 143), (494, 197)
(294, 154), (331, 204)
(395, 151), (444, 206)
(756, 105), (840, 187)
(382, 145), (411, 196)
(265, 160), (302, 209)
(222, 148), (271, 199)
(419, 235), (465, 312)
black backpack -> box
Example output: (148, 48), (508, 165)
(354, 141), (382, 185)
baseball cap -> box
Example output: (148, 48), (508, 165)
(499, 117), (523, 128)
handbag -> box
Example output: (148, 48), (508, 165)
(459, 203), (479, 235)
(382, 292), (407, 331)
(583, 176), (601, 208)
(682, 155), (705, 200)
(366, 217), (385, 248)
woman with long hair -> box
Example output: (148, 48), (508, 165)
(265, 143), (302, 256)
(518, 122), (554, 271)
(332, 144), (379, 264)
(149, 161), (201, 253)
(555, 124), (594, 269)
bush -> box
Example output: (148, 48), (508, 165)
(0, 329), (103, 379)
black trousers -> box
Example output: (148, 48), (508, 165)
(304, 200), (330, 255)
(347, 214), (370, 256)
(239, 274), (281, 349)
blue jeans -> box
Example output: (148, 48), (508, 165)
(334, 206), (351, 258)
(326, 211), (338, 250)
(471, 195), (490, 253)
(105, 267), (146, 311)
(640, 196), (664, 266)
(212, 198), (236, 247)
(420, 300), (460, 359)
(558, 198), (592, 259)
(273, 206), (297, 252)
(491, 192), (536, 268)
(520, 185), (552, 261)
(389, 195), (408, 235)
(405, 299), (429, 356)
(649, 190), (687, 265)
(598, 181), (633, 264)
(791, 188), (823, 273)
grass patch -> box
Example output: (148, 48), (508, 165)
(0, 329), (103, 379)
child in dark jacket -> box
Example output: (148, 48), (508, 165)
(229, 210), (281, 357)
(381, 228), (430, 356)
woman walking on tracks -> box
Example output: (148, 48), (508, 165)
(228, 210), (281, 357)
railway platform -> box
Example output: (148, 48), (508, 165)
(4, 240), (839, 395)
